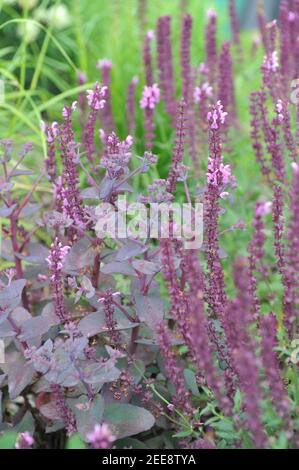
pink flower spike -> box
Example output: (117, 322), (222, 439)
(263, 50), (279, 72)
(146, 29), (155, 40)
(291, 162), (299, 174)
(87, 423), (115, 449)
(256, 201), (272, 217)
(86, 83), (107, 110)
(288, 11), (296, 22)
(15, 432), (34, 449)
(207, 9), (217, 19)
(198, 62), (209, 74)
(97, 59), (112, 70)
(140, 84), (160, 110)
(207, 100), (228, 129)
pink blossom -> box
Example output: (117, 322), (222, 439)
(41, 121), (58, 143)
(96, 59), (112, 70)
(207, 9), (217, 19)
(198, 62), (209, 74)
(86, 83), (107, 110)
(194, 83), (213, 103)
(256, 201), (272, 217)
(263, 50), (279, 72)
(86, 423), (115, 449)
(207, 157), (235, 188)
(291, 161), (299, 174)
(62, 101), (77, 118)
(146, 29), (155, 40)
(275, 99), (284, 122)
(207, 101), (228, 129)
(15, 432), (34, 449)
(140, 84), (160, 110)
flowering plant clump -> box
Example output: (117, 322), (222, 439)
(0, 0), (299, 451)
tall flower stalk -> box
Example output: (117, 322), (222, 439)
(156, 16), (176, 118)
(97, 60), (115, 133)
(46, 237), (70, 323)
(140, 84), (160, 150)
(83, 82), (107, 162)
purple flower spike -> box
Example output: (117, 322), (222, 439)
(126, 76), (139, 133)
(205, 10), (218, 86)
(84, 83), (107, 162)
(180, 14), (192, 104)
(157, 322), (192, 414)
(156, 16), (176, 118)
(46, 237), (70, 323)
(41, 120), (58, 182)
(260, 315), (291, 429)
(97, 60), (115, 132)
(143, 30), (154, 86)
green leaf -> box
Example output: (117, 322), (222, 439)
(0, 432), (17, 449)
(66, 434), (86, 449)
(172, 429), (194, 438)
(184, 369), (200, 396)
(233, 389), (242, 413)
(115, 438), (148, 449)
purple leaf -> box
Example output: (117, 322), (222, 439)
(18, 203), (42, 218)
(132, 280), (164, 331)
(63, 238), (97, 274)
(81, 187), (99, 200)
(32, 339), (53, 374)
(132, 259), (160, 275)
(115, 240), (147, 261)
(0, 279), (27, 321)
(8, 358), (35, 399)
(18, 314), (56, 341)
(82, 358), (121, 385)
(78, 310), (139, 338)
(103, 404), (155, 439)
(72, 395), (104, 437)
(0, 204), (17, 217)
(101, 261), (137, 277)
(40, 402), (62, 422)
